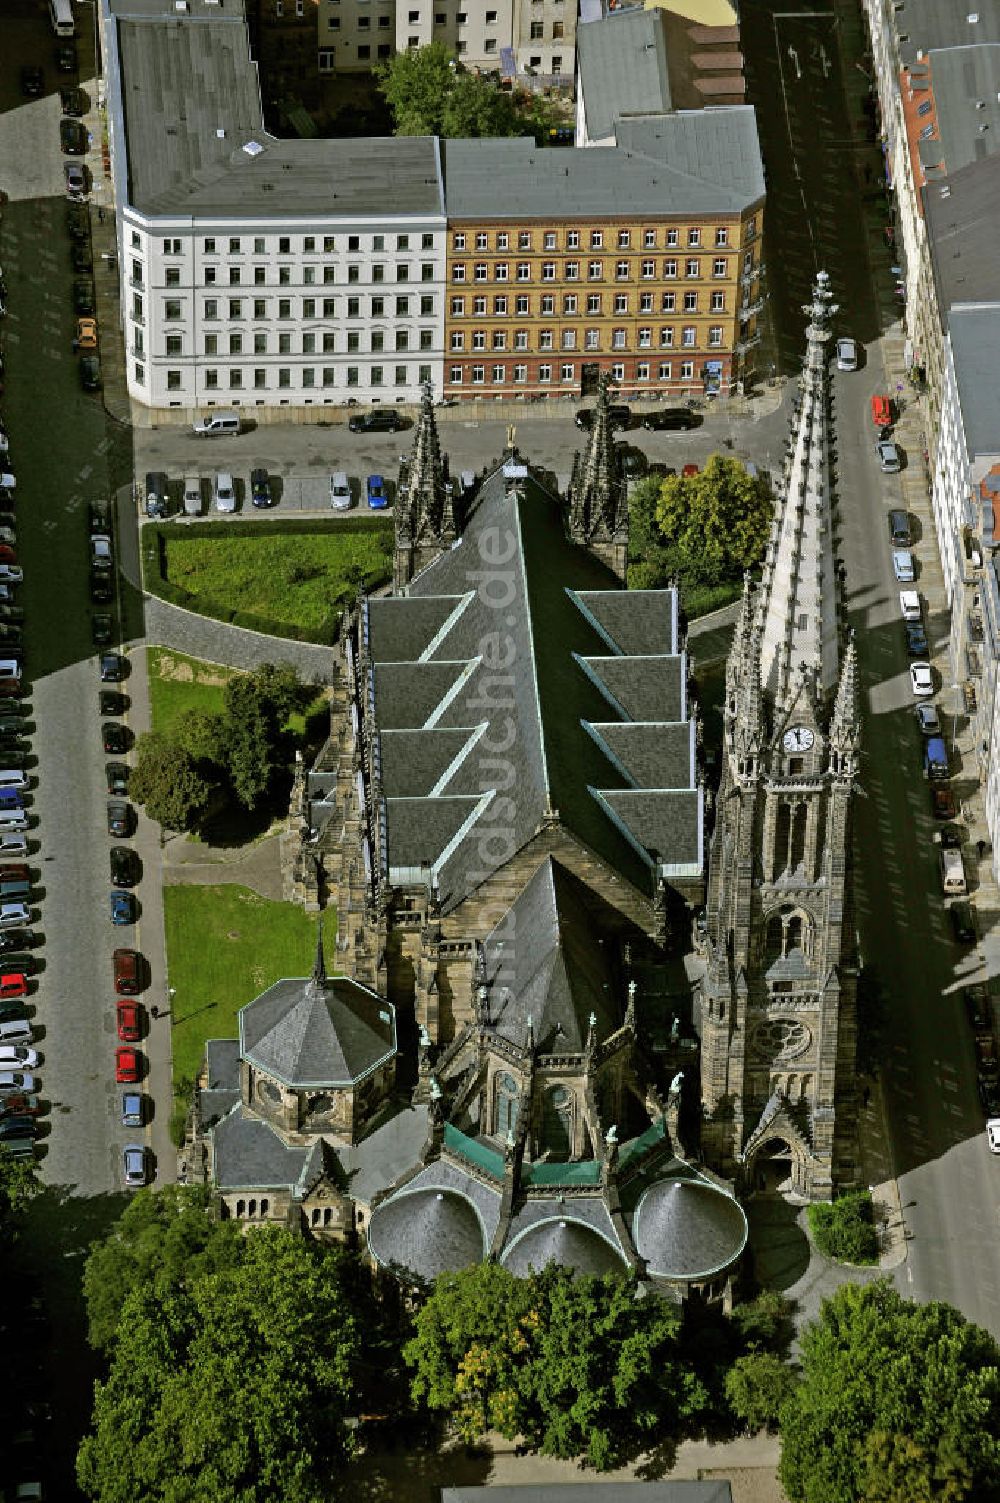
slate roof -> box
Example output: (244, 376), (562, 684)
(367, 1157), (502, 1281)
(366, 460), (702, 910)
(631, 1175), (748, 1280)
(335, 1103), (429, 1206)
(896, 0), (1000, 68)
(212, 1104), (309, 1191)
(239, 971), (395, 1088)
(947, 306), (1000, 461)
(924, 153), (1000, 311)
(501, 1194), (630, 1277)
(108, 1), (444, 219)
(480, 857), (621, 1053)
(929, 45), (1000, 178)
(577, 8), (672, 143)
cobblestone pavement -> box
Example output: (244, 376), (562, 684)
(142, 595), (336, 680)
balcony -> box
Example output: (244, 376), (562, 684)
(740, 263), (765, 288)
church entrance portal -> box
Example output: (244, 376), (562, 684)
(752, 1136), (796, 1195)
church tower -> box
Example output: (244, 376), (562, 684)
(394, 383), (455, 590)
(699, 271), (859, 1200)
(565, 375), (629, 580)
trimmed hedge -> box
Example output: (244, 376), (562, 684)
(807, 1190), (879, 1265)
(141, 516), (393, 644)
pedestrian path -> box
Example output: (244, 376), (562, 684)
(143, 594), (336, 680)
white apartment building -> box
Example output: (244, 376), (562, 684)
(103, 0), (447, 416)
(317, 0), (573, 81)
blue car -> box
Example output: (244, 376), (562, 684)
(110, 890), (136, 925)
(366, 474), (388, 510)
(905, 623), (928, 657)
(0, 789), (24, 810)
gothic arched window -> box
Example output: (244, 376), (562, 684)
(542, 1085), (573, 1159)
(495, 1072), (519, 1137)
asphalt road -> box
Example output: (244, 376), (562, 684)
(1, 8), (172, 1492)
(744, 0), (1000, 1334)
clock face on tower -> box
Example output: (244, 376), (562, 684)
(783, 726), (815, 753)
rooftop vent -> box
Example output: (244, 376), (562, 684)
(242, 140), (264, 157)
(976, 99), (986, 108)
(173, 1), (188, 10)
(940, 184), (951, 197)
(216, 128), (226, 139)
(968, 11), (979, 21)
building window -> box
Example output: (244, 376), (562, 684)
(612, 328), (626, 349)
(203, 298), (218, 319)
(472, 364), (485, 384)
(585, 328), (599, 350)
(452, 264), (466, 282)
(421, 295), (435, 315)
(495, 263), (509, 281)
(540, 295), (554, 314)
(495, 1072), (519, 1135)
(539, 329), (553, 350)
(254, 368), (266, 388)
(663, 260), (677, 278)
(472, 296), (486, 314)
(709, 325), (724, 347)
(565, 261), (579, 280)
(539, 363), (552, 382)
(562, 294), (577, 314)
(643, 229), (656, 248)
(544, 231), (557, 250)
(395, 365), (407, 386)
(662, 292), (675, 311)
(684, 291), (698, 312)
(639, 292), (653, 313)
(688, 227), (701, 247)
(492, 363), (505, 383)
(590, 230), (603, 248)
(450, 365), (462, 384)
(681, 360), (694, 379)
(347, 367), (359, 387)
(494, 296), (508, 315)
(371, 365), (384, 386)
(611, 362), (624, 381)
(492, 331), (506, 350)
(542, 262), (556, 281)
(567, 230), (580, 249)
(613, 293), (628, 314)
(615, 260), (630, 281)
(659, 361), (672, 380)
(641, 259), (655, 280)
(637, 361), (650, 379)
(229, 333), (242, 355)
(686, 259), (701, 278)
(587, 261), (602, 281)
(560, 362), (574, 381)
(513, 363), (527, 382)
(561, 329), (576, 349)
(638, 327), (651, 348)
(516, 262), (531, 281)
(713, 258), (728, 278)
(711, 290), (725, 311)
(204, 370), (218, 388)
(474, 263), (488, 282)
(530, 19), (543, 37)
(666, 228), (679, 247)
(228, 268), (241, 286)
(617, 229), (630, 248)
(453, 233), (466, 251)
(660, 327), (674, 347)
(587, 293), (601, 314)
(164, 299), (182, 320)
(166, 335), (182, 356)
(519, 231), (531, 249)
(279, 333), (292, 355)
(302, 367), (315, 387)
(472, 330), (486, 351)
(166, 370), (181, 390)
(451, 331), (464, 351)
(476, 231), (489, 250)
(496, 232), (509, 250)
(323, 333), (336, 352)
(134, 362), (145, 385)
(516, 295), (530, 314)
(515, 329), (528, 350)
(451, 296), (465, 316)
(716, 226), (728, 246)
(682, 326), (696, 347)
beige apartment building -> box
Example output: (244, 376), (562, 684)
(318, 0), (574, 80)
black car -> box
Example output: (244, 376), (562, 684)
(102, 722), (128, 755)
(904, 623), (928, 657)
(0, 930), (38, 954)
(107, 800), (133, 838)
(950, 901), (977, 945)
(55, 43), (77, 73)
(80, 356), (101, 391)
(88, 499), (111, 534)
(90, 569), (112, 604)
(59, 119), (87, 156)
(60, 86), (86, 116)
(347, 409), (405, 434)
(965, 985), (992, 1033)
(91, 614), (113, 647)
(575, 404), (631, 432)
(100, 653), (126, 682)
(0, 608), (23, 626)
(73, 279), (95, 315)
(106, 763), (130, 795)
(72, 243), (93, 274)
(66, 207), (89, 241)
(250, 468), (273, 508)
(978, 1076), (1000, 1117)
(641, 408), (701, 432)
(20, 66), (43, 97)
(0, 625), (22, 647)
(100, 691), (128, 717)
(618, 445), (648, 479)
(110, 845), (138, 888)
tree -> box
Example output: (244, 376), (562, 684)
(376, 43), (521, 137)
(0, 1144), (41, 1236)
(77, 1226), (358, 1503)
(224, 674), (274, 810)
(807, 1190), (878, 1265)
(82, 1184), (243, 1353)
(778, 1280), (1000, 1503)
(725, 1352), (797, 1434)
(653, 454), (773, 586)
(247, 662), (305, 731)
(175, 708), (228, 767)
(129, 731), (212, 831)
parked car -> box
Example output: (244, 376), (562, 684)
(121, 1091), (144, 1128)
(107, 800), (132, 837)
(575, 404), (630, 432)
(0, 1117), (38, 1141)
(909, 663), (933, 698)
(59, 119), (87, 156)
(102, 722), (128, 755)
(75, 316), (98, 351)
(64, 161), (88, 198)
(56, 42), (78, 73)
(641, 407), (700, 431)
(0, 1019), (32, 1046)
(949, 901), (977, 945)
(90, 569), (112, 604)
(115, 1046), (141, 1083)
(0, 930), (38, 954)
(915, 703), (940, 736)
(91, 614), (113, 647)
(892, 550), (914, 583)
(836, 337), (858, 372)
(113, 947), (142, 994)
(66, 204), (89, 240)
(116, 999), (143, 1042)
(60, 86), (86, 116)
(213, 471), (235, 513)
(111, 890), (136, 925)
(0, 1046), (39, 1069)
(0, 1071), (34, 1094)
(105, 763), (130, 795)
(100, 691), (127, 716)
(20, 66), (43, 97)
(875, 438), (901, 473)
(0, 566), (23, 585)
(0, 905), (31, 930)
(904, 623), (928, 657)
(110, 846), (138, 887)
(974, 1032), (999, 1081)
(931, 785), (957, 821)
(72, 279), (95, 315)
(0, 1092), (40, 1116)
(79, 356), (102, 392)
(100, 653), (126, 682)
(347, 408), (405, 434)
(250, 468), (272, 508)
(0, 1000), (28, 1026)
(366, 474), (388, 510)
(123, 1143), (149, 1188)
(0, 834), (27, 857)
(965, 985), (992, 1033)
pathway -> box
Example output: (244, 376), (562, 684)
(160, 828), (287, 901)
(143, 593), (336, 680)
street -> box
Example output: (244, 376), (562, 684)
(743, 0), (1000, 1333)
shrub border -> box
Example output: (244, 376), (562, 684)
(141, 517), (393, 644)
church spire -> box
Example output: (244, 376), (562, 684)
(399, 382), (451, 546)
(725, 573), (763, 775)
(566, 374), (626, 543)
(312, 921), (327, 986)
(754, 271), (840, 712)
(828, 631), (860, 778)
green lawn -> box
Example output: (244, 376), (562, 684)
(161, 526), (392, 639)
(147, 648), (235, 737)
(164, 884), (334, 1113)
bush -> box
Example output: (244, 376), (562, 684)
(807, 1190), (879, 1265)
(725, 1352), (798, 1433)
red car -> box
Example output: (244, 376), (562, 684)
(0, 545), (17, 566)
(0, 972), (27, 999)
(113, 947), (142, 995)
(682, 463), (700, 478)
(115, 1045), (141, 1083)
(115, 998), (142, 1043)
(931, 786), (957, 820)
(0, 1091), (40, 1116)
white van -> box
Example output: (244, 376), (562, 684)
(939, 848), (967, 896)
(0, 902), (30, 928)
(193, 413), (241, 437)
(0, 770), (28, 792)
(183, 475), (203, 517)
(0, 661), (21, 694)
(330, 472), (352, 511)
(0, 812), (28, 835)
(213, 473), (236, 513)
(0, 1020), (32, 1047)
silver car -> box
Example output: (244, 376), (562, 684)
(123, 1143), (149, 1188)
(836, 337), (858, 372)
(876, 437), (901, 473)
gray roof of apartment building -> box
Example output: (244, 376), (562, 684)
(441, 1487), (733, 1503)
(111, 3), (444, 218)
(924, 152), (1000, 310)
(443, 108), (764, 219)
(926, 44), (1000, 176)
(948, 305), (1000, 460)
(577, 8), (672, 142)
(366, 459), (702, 912)
(896, 1), (1000, 67)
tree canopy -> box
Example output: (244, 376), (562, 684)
(375, 43), (522, 137)
(77, 1225), (358, 1503)
(0, 1143), (41, 1235)
(128, 731), (213, 832)
(778, 1280), (1000, 1503)
(404, 1263), (707, 1470)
